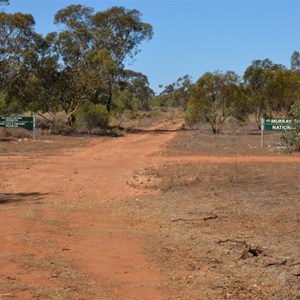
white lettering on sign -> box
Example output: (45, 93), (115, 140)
(271, 119), (291, 124)
(4, 117), (22, 121)
(272, 125), (294, 130)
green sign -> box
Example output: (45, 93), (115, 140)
(0, 116), (35, 129)
(263, 118), (299, 131)
(0, 116), (34, 122)
(0, 122), (34, 128)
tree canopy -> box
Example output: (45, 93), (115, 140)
(1, 2), (299, 137)
(0, 11), (36, 90)
(1, 4), (153, 124)
(187, 71), (247, 134)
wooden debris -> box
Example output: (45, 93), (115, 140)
(203, 213), (218, 221)
(240, 244), (263, 259)
(171, 213), (218, 223)
(171, 218), (187, 222)
(217, 239), (248, 247)
(265, 260), (287, 267)
(217, 239), (263, 259)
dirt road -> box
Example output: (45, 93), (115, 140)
(1, 122), (300, 299)
(0, 122), (180, 299)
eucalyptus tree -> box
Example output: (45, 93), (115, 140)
(92, 6), (153, 111)
(243, 59), (285, 128)
(291, 51), (300, 71)
(154, 75), (192, 109)
(159, 75), (192, 109)
(53, 4), (153, 121)
(53, 5), (101, 124)
(116, 70), (154, 110)
(264, 69), (300, 116)
(0, 11), (36, 90)
(92, 6), (153, 67)
(7, 32), (64, 125)
(187, 71), (245, 134)
(0, 0), (9, 8)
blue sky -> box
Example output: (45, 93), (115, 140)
(5, 0), (300, 94)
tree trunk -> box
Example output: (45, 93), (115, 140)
(106, 91), (112, 113)
(68, 114), (76, 127)
(106, 82), (112, 113)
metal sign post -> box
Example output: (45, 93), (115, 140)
(33, 116), (36, 140)
(260, 118), (264, 147)
(260, 117), (299, 147)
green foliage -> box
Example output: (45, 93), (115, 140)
(0, 0), (9, 10)
(154, 75), (192, 109)
(2, 4), (153, 126)
(52, 4), (153, 115)
(243, 59), (290, 128)
(0, 11), (36, 90)
(113, 89), (142, 113)
(92, 6), (153, 66)
(291, 50), (300, 71)
(117, 70), (154, 111)
(76, 103), (109, 131)
(0, 93), (24, 114)
(151, 94), (173, 108)
(5, 33), (64, 127)
(281, 99), (300, 152)
(186, 71), (246, 134)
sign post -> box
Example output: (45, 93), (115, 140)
(260, 117), (299, 147)
(0, 116), (36, 140)
(260, 118), (264, 147)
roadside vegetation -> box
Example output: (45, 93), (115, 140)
(1, 0), (300, 151)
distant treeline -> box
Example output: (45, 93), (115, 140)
(155, 56), (300, 134)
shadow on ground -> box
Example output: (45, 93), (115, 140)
(122, 127), (185, 134)
(0, 192), (49, 204)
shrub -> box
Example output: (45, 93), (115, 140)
(113, 90), (141, 113)
(281, 99), (300, 152)
(0, 128), (32, 139)
(0, 93), (24, 115)
(76, 103), (109, 132)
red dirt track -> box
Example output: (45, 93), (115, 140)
(0, 122), (180, 299)
(0, 122), (299, 299)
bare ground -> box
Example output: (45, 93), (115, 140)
(0, 123), (299, 299)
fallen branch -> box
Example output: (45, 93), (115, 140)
(217, 239), (263, 259)
(171, 218), (187, 222)
(171, 218), (203, 222)
(171, 214), (218, 223)
(203, 214), (218, 221)
(265, 260), (287, 267)
(240, 245), (263, 259)
(217, 239), (248, 247)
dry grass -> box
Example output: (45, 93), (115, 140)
(3, 252), (110, 300)
(120, 129), (300, 299)
(166, 125), (285, 156)
(0, 134), (97, 156)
